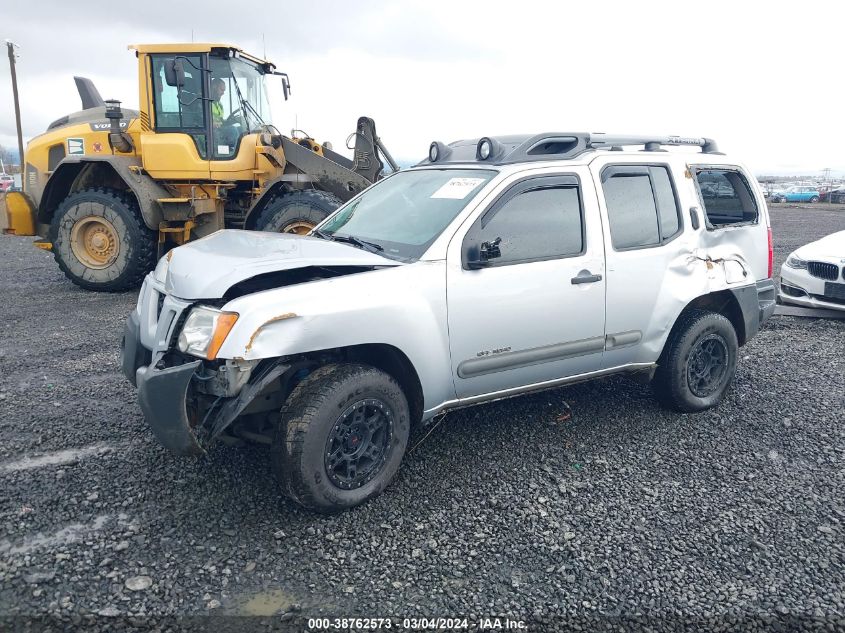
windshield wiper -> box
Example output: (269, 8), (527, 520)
(331, 234), (384, 252)
(310, 228), (332, 240)
(229, 75), (265, 128)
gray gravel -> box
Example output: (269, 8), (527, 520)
(0, 207), (844, 632)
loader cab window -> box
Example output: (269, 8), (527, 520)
(151, 54), (208, 159)
(208, 55), (273, 160)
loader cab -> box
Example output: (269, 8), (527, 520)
(134, 44), (283, 180)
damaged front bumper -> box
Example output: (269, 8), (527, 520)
(121, 310), (289, 456)
(137, 360), (204, 455)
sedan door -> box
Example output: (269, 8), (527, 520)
(446, 172), (606, 399)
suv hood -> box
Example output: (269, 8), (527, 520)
(163, 230), (399, 300)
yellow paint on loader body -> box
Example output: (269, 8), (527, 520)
(1, 192), (37, 235)
(10, 41), (375, 291)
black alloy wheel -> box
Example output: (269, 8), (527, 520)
(686, 333), (729, 398)
(324, 398), (393, 490)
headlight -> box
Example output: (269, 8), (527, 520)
(785, 255), (808, 270)
(177, 306), (239, 360)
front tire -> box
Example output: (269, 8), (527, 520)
(272, 364), (410, 513)
(809, 196), (820, 203)
(50, 188), (157, 292)
(652, 309), (738, 413)
(253, 190), (342, 234)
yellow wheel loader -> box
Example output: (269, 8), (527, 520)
(1, 43), (397, 291)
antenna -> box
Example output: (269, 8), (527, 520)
(262, 33), (266, 59)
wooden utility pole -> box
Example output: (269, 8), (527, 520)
(6, 40), (24, 174)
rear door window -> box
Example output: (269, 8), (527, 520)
(693, 168), (759, 227)
(601, 165), (682, 250)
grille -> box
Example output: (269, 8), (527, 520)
(808, 261), (839, 281)
(167, 307), (191, 351)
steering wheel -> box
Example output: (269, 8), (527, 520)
(224, 108), (242, 126)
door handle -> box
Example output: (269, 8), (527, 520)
(571, 270), (603, 285)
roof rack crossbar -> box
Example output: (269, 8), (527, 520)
(588, 134), (720, 153)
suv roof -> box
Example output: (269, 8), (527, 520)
(419, 133), (722, 167)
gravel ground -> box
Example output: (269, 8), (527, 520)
(0, 207), (843, 632)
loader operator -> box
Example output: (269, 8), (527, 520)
(211, 78), (226, 127)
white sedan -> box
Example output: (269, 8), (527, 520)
(779, 230), (845, 310)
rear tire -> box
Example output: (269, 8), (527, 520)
(809, 196), (820, 203)
(652, 309), (738, 413)
(272, 364), (410, 513)
(253, 190), (342, 234)
(50, 188), (157, 292)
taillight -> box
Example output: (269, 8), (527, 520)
(767, 227), (773, 279)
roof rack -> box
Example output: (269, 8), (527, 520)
(418, 132), (722, 166)
(587, 134), (720, 154)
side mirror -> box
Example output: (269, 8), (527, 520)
(465, 236), (502, 270)
(163, 59), (186, 88)
(282, 76), (290, 101)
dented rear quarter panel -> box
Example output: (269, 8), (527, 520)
(589, 154), (770, 368)
(215, 261), (455, 412)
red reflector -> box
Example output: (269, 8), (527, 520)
(767, 227), (773, 278)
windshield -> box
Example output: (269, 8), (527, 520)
(319, 169), (497, 261)
(209, 56), (273, 159)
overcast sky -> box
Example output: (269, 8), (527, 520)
(2, 0), (843, 176)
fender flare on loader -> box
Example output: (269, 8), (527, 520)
(39, 156), (169, 232)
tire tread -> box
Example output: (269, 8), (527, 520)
(50, 187), (156, 292)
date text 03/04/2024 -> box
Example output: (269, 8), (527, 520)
(306, 617), (528, 630)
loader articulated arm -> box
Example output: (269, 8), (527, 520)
(352, 117), (399, 181)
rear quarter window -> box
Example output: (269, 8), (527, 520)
(693, 168), (759, 228)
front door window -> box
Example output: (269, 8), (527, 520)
(150, 54), (208, 159)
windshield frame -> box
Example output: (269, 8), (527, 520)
(314, 167), (500, 262)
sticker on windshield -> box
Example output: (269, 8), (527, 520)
(430, 177), (487, 200)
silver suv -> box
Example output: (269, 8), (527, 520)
(121, 132), (776, 512)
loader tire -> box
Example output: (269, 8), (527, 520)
(271, 363), (410, 513)
(51, 188), (157, 292)
(253, 190), (342, 235)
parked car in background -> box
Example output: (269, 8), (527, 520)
(700, 182), (736, 198)
(770, 186), (820, 203)
(0, 175), (14, 192)
(823, 187), (845, 203)
(780, 230), (845, 311)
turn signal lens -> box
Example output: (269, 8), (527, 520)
(207, 313), (239, 360)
